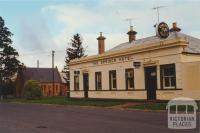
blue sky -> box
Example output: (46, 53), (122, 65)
(1, 0), (200, 71)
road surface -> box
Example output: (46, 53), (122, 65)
(0, 103), (199, 133)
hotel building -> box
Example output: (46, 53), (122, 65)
(69, 22), (200, 100)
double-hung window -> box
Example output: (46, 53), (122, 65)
(109, 70), (117, 90)
(74, 71), (80, 91)
(160, 64), (176, 89)
(125, 68), (134, 90)
(95, 72), (102, 90)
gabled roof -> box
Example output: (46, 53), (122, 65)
(109, 32), (200, 54)
(70, 32), (200, 65)
(22, 67), (62, 83)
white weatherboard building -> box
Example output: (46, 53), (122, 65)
(69, 22), (200, 100)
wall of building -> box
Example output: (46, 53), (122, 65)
(181, 54), (200, 62)
(88, 91), (147, 99)
(181, 61), (200, 100)
(70, 91), (84, 98)
(70, 45), (188, 99)
(15, 70), (67, 97)
(156, 90), (183, 100)
(41, 83), (65, 96)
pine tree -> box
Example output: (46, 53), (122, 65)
(0, 16), (20, 98)
(63, 33), (86, 86)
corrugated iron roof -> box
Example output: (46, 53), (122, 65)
(108, 32), (200, 54)
(23, 67), (62, 83)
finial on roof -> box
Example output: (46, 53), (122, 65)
(170, 22), (181, 32)
(100, 32), (102, 36)
(130, 26), (133, 31)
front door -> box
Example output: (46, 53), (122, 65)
(83, 73), (89, 98)
(144, 66), (157, 100)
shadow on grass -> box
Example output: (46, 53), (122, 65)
(126, 101), (200, 112)
(1, 97), (144, 107)
(1, 97), (199, 111)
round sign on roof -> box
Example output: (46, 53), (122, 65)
(156, 22), (169, 39)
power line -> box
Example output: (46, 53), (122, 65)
(52, 50), (55, 96)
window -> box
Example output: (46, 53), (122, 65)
(125, 69), (134, 90)
(160, 64), (176, 89)
(95, 72), (102, 90)
(74, 71), (80, 91)
(43, 85), (46, 93)
(109, 70), (117, 90)
(43, 85), (46, 89)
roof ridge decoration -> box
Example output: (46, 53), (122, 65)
(170, 22), (181, 32)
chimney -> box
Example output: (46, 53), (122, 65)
(170, 22), (181, 32)
(97, 32), (106, 54)
(127, 26), (137, 43)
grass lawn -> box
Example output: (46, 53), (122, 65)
(1, 96), (132, 107)
(1, 97), (199, 112)
(126, 102), (168, 111)
(126, 101), (200, 112)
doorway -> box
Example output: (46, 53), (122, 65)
(144, 66), (157, 100)
(83, 73), (89, 98)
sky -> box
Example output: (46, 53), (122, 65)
(0, 0), (200, 71)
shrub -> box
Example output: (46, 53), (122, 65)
(24, 80), (42, 99)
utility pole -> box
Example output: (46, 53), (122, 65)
(152, 6), (165, 23)
(37, 60), (39, 68)
(52, 50), (55, 96)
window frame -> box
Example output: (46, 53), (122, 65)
(95, 72), (102, 90)
(160, 64), (176, 89)
(74, 71), (80, 91)
(125, 68), (134, 90)
(109, 70), (117, 90)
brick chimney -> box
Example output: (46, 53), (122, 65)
(170, 22), (181, 32)
(97, 32), (106, 54)
(127, 26), (137, 43)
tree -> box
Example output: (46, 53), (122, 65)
(63, 33), (86, 86)
(2, 80), (15, 97)
(24, 80), (42, 99)
(0, 16), (20, 99)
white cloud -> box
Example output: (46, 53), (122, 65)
(18, 17), (54, 51)
(16, 0), (200, 71)
(42, 5), (104, 33)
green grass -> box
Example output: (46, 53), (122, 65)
(1, 97), (129, 107)
(2, 97), (199, 111)
(62, 98), (128, 107)
(126, 102), (167, 111)
(126, 101), (200, 112)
